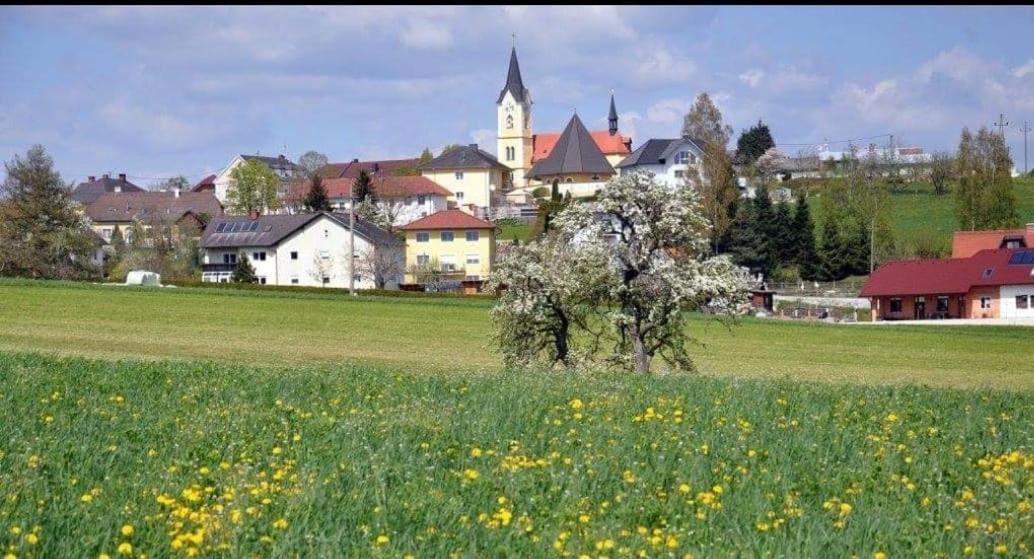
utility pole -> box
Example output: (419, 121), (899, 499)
(349, 185), (356, 296)
(1020, 120), (1031, 175)
(994, 113), (1010, 138)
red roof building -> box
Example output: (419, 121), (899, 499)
(400, 209), (496, 230)
(861, 248), (1034, 320)
(532, 130), (632, 162)
(290, 175), (451, 201)
(951, 225), (1034, 257)
(316, 158), (420, 180)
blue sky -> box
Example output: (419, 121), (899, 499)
(3, 6), (1034, 186)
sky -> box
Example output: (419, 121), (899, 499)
(2, 5), (1034, 187)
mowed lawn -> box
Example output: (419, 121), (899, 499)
(1, 279), (1032, 390)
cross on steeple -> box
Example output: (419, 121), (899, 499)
(512, 32), (516, 48)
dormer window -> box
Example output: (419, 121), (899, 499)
(674, 151), (691, 165)
(983, 267), (994, 278)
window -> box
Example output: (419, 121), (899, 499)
(465, 231), (480, 242)
(257, 276), (267, 285)
(290, 277), (299, 285)
(591, 174), (600, 181)
(440, 231), (455, 242)
(505, 115), (513, 129)
(353, 274), (362, 282)
(980, 297), (992, 310)
(416, 254), (430, 266)
(565, 177), (573, 183)
(417, 195), (426, 205)
(319, 249), (330, 260)
(290, 251), (298, 260)
(223, 253), (238, 265)
(465, 275), (481, 281)
(936, 296), (950, 312)
(674, 151), (690, 164)
(455, 171), (464, 180)
(440, 255), (456, 272)
(889, 298), (902, 313)
(456, 191), (465, 201)
(322, 276), (330, 285)
(416, 232), (430, 243)
(1017, 295), (1030, 309)
(465, 254), (480, 265)
(252, 251), (266, 261)
(324, 229), (329, 239)
(674, 170), (685, 179)
(102, 228), (113, 240)
(505, 146), (515, 161)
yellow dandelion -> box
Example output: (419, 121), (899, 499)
(120, 525), (134, 537)
(464, 468), (480, 481)
(375, 534), (389, 545)
(117, 542), (133, 555)
(273, 518), (288, 530)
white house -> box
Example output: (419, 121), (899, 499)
(615, 137), (706, 187)
(288, 175), (451, 226)
(199, 212), (403, 289)
(212, 154), (299, 205)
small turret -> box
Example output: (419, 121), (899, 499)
(608, 91), (619, 136)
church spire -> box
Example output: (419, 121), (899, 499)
(608, 90), (619, 136)
(497, 45), (528, 104)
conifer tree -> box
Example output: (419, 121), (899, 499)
(232, 254), (258, 283)
(817, 218), (849, 281)
(303, 175), (332, 212)
(771, 202), (795, 263)
(353, 170), (377, 205)
(792, 192), (820, 280)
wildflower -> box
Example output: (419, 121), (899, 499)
(874, 552), (887, 559)
(25, 533), (38, 545)
(578, 514), (591, 523)
(273, 518), (288, 530)
(623, 470), (636, 484)
(120, 524), (134, 537)
(678, 483), (691, 494)
(569, 399), (583, 410)
(80, 493), (93, 503)
(376, 534), (390, 545)
(117, 542), (133, 555)
(464, 468), (480, 481)
(994, 545), (1007, 554)
(470, 448), (482, 458)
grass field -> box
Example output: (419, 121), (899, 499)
(1, 279), (1033, 390)
(1, 280), (1032, 557)
(0, 352), (1031, 558)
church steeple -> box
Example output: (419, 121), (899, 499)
(608, 91), (619, 136)
(497, 46), (529, 104)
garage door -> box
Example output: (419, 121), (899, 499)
(1000, 285), (1034, 318)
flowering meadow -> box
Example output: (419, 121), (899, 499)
(0, 352), (1031, 558)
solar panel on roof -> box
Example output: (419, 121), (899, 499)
(1008, 251), (1034, 265)
(250, 222), (259, 232)
(216, 223), (226, 232)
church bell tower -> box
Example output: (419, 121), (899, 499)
(497, 42), (533, 188)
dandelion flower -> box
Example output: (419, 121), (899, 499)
(117, 542), (133, 555)
(120, 525), (134, 537)
(464, 468), (479, 481)
(376, 534), (389, 545)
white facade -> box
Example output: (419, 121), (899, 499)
(617, 139), (706, 188)
(328, 195), (448, 226)
(213, 155), (296, 204)
(1000, 284), (1034, 318)
(201, 215), (402, 289)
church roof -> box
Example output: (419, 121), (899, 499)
(527, 114), (615, 179)
(497, 47), (529, 104)
(419, 144), (509, 171)
(608, 93), (618, 123)
(533, 130), (631, 161)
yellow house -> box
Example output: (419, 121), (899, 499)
(400, 209), (497, 284)
(418, 144), (511, 215)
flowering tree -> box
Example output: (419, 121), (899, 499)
(555, 172), (751, 373)
(486, 233), (610, 369)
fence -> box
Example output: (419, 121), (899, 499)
(767, 279), (867, 298)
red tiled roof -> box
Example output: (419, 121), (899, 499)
(400, 209), (496, 230)
(317, 158), (420, 180)
(192, 174), (216, 192)
(289, 176), (450, 201)
(951, 227), (1034, 258)
(533, 130), (631, 161)
(86, 191), (223, 223)
(860, 249), (1034, 297)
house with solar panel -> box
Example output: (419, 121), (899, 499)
(199, 212), (402, 288)
(860, 228), (1034, 321)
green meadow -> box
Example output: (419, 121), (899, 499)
(0, 280), (1031, 558)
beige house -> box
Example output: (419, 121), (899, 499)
(83, 189), (223, 243)
(400, 209), (497, 284)
(522, 113), (617, 199)
(419, 144), (511, 216)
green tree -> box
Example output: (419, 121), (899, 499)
(930, 151), (954, 196)
(954, 127), (1018, 230)
(791, 192), (820, 280)
(303, 175), (332, 212)
(232, 254), (258, 283)
(227, 160), (281, 215)
(771, 201), (795, 263)
(0, 145), (98, 279)
(152, 175), (190, 192)
(681, 92), (733, 146)
(440, 144), (461, 156)
(530, 181), (571, 239)
(734, 120), (776, 164)
(353, 170), (376, 204)
(816, 218), (849, 281)
(110, 225), (126, 255)
(681, 93), (738, 252)
(419, 147), (434, 163)
(111, 213), (201, 282)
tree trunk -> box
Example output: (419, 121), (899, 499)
(631, 322), (650, 373)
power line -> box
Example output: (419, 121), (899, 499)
(774, 133), (892, 148)
(1019, 120), (1031, 175)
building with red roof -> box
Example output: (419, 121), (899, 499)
(860, 248), (1034, 320)
(287, 175), (451, 226)
(399, 209), (497, 287)
(951, 224), (1034, 257)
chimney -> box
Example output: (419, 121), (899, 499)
(373, 162), (380, 173)
(352, 158), (359, 163)
(88, 175), (96, 182)
(118, 173), (127, 182)
(248, 209), (259, 220)
(103, 173), (110, 179)
(469, 143), (478, 150)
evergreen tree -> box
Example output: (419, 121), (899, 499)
(791, 192), (820, 280)
(232, 254), (257, 283)
(353, 170), (377, 205)
(530, 182), (571, 239)
(771, 202), (795, 263)
(419, 148), (434, 163)
(0, 145), (98, 279)
(303, 175), (332, 212)
(750, 186), (778, 275)
(727, 202), (772, 277)
(110, 225), (126, 255)
(735, 119), (776, 164)
(816, 218), (850, 281)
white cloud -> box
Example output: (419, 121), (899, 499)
(632, 47), (695, 86)
(739, 68), (764, 88)
(469, 129), (496, 154)
(645, 99), (692, 125)
(917, 47), (987, 84)
(1013, 58), (1034, 79)
(400, 21), (454, 49)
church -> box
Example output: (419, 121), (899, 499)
(495, 46), (632, 198)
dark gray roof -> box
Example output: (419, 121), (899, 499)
(608, 93), (618, 126)
(497, 47), (529, 104)
(527, 114), (615, 178)
(419, 145), (508, 171)
(616, 137), (707, 168)
(86, 191), (223, 223)
(241, 154), (298, 172)
(72, 177), (145, 205)
(200, 212), (399, 249)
